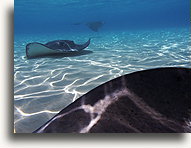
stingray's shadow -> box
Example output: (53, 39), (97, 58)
(28, 50), (93, 59)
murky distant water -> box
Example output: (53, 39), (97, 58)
(14, 28), (191, 133)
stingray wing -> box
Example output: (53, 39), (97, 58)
(34, 67), (191, 133)
(26, 42), (62, 58)
(26, 42), (79, 58)
(26, 39), (90, 58)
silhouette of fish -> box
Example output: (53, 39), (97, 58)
(86, 21), (104, 32)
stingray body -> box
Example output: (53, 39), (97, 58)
(34, 67), (191, 133)
(86, 21), (104, 32)
(26, 39), (90, 58)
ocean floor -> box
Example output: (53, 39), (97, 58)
(14, 27), (191, 133)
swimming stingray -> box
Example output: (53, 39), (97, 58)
(34, 67), (191, 133)
(86, 21), (104, 32)
(26, 39), (91, 58)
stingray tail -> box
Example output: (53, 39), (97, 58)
(76, 38), (91, 50)
(76, 37), (101, 51)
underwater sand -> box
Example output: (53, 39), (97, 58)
(14, 28), (191, 133)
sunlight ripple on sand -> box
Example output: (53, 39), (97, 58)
(14, 28), (191, 132)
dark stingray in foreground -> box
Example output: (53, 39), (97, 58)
(34, 67), (191, 133)
(26, 39), (90, 58)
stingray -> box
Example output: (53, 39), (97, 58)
(26, 39), (91, 58)
(86, 21), (104, 32)
(34, 67), (191, 133)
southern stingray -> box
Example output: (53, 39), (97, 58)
(26, 39), (91, 58)
(71, 21), (104, 32)
(34, 67), (191, 133)
(86, 21), (104, 32)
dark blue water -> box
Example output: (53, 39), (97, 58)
(14, 0), (190, 133)
(15, 0), (190, 34)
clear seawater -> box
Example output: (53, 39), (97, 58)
(14, 0), (190, 133)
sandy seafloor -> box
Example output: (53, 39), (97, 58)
(14, 27), (191, 133)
